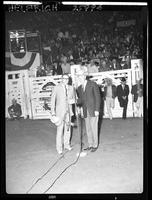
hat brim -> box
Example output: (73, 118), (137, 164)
(50, 116), (61, 126)
(121, 78), (126, 82)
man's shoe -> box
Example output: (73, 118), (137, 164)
(58, 151), (63, 155)
(91, 147), (98, 152)
(65, 146), (73, 151)
(83, 147), (92, 151)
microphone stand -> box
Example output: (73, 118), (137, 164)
(72, 84), (87, 157)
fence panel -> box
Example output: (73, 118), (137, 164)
(6, 68), (142, 119)
(89, 69), (133, 118)
(29, 69), (134, 119)
(29, 76), (60, 119)
(5, 70), (28, 118)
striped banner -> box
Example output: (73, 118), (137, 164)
(5, 52), (37, 71)
(117, 19), (136, 27)
(10, 52), (33, 66)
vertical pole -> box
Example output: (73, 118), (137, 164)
(5, 72), (9, 118)
(25, 29), (28, 53)
(8, 31), (11, 54)
(131, 69), (135, 117)
(39, 33), (43, 64)
(28, 77), (34, 119)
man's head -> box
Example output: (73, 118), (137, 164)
(62, 74), (69, 85)
(140, 78), (143, 85)
(94, 61), (99, 66)
(137, 78), (143, 85)
(40, 64), (45, 70)
(12, 98), (17, 105)
(76, 70), (88, 85)
(121, 77), (126, 85)
(106, 78), (112, 86)
(112, 59), (116, 64)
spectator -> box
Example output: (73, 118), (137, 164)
(51, 41), (61, 62)
(131, 78), (143, 117)
(61, 58), (71, 74)
(80, 61), (88, 74)
(57, 30), (64, 40)
(100, 60), (107, 71)
(104, 58), (112, 71)
(52, 62), (62, 75)
(87, 60), (99, 73)
(104, 78), (117, 120)
(117, 77), (130, 119)
(7, 12), (143, 73)
(36, 64), (46, 77)
(45, 64), (53, 76)
(67, 50), (74, 62)
(110, 59), (121, 71)
(8, 98), (22, 120)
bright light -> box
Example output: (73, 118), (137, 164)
(3, 1), (42, 5)
(62, 2), (147, 6)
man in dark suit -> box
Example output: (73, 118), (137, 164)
(77, 72), (101, 152)
(116, 77), (130, 119)
(52, 62), (62, 75)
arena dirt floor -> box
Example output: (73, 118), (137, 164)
(5, 117), (143, 195)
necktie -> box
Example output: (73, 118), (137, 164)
(83, 81), (87, 91)
(65, 85), (68, 101)
(65, 85), (69, 113)
(65, 85), (68, 97)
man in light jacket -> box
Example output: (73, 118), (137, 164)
(51, 74), (75, 155)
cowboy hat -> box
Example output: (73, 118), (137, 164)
(50, 115), (61, 126)
(121, 77), (126, 82)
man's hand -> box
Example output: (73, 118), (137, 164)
(95, 111), (99, 116)
(122, 96), (126, 100)
(76, 107), (81, 116)
(43, 103), (51, 110)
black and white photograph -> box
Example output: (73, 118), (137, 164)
(2, 0), (148, 199)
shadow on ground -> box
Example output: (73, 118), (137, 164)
(5, 118), (143, 194)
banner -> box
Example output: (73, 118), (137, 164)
(28, 53), (41, 77)
(5, 52), (40, 73)
(10, 52), (33, 66)
(117, 19), (136, 27)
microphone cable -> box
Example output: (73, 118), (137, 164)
(26, 84), (83, 194)
(26, 149), (70, 194)
(26, 100), (70, 194)
(43, 85), (83, 194)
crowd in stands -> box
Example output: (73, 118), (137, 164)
(38, 24), (143, 77)
(5, 11), (143, 76)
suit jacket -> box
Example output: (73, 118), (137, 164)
(52, 63), (62, 75)
(104, 85), (117, 100)
(116, 84), (129, 107)
(51, 84), (75, 120)
(77, 80), (101, 118)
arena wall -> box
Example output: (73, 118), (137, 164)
(5, 66), (142, 119)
